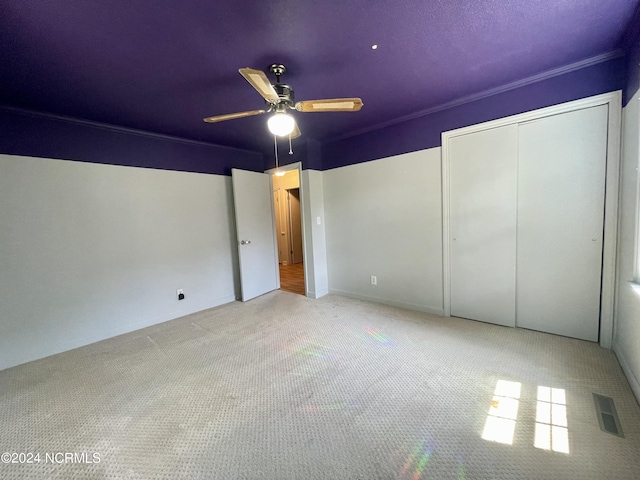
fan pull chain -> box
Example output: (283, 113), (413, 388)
(288, 134), (293, 155)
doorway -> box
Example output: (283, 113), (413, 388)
(273, 170), (305, 295)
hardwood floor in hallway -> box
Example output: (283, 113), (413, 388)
(279, 263), (305, 295)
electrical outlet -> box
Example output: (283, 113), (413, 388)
(371, 275), (377, 286)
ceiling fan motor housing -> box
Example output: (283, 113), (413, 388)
(272, 83), (294, 108)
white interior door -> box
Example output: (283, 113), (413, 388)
(449, 124), (518, 327)
(516, 106), (608, 341)
(232, 169), (279, 301)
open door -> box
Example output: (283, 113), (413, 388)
(231, 168), (279, 301)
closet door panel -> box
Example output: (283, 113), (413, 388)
(449, 124), (518, 327)
(516, 105), (608, 341)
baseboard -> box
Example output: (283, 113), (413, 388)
(0, 294), (236, 372)
(306, 288), (329, 299)
(612, 340), (640, 405)
(64, 294), (236, 351)
(328, 288), (444, 316)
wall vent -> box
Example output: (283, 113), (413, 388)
(593, 393), (624, 438)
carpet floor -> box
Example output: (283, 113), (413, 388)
(1, 291), (639, 479)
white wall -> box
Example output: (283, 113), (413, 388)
(301, 170), (328, 298)
(323, 149), (443, 313)
(614, 90), (640, 403)
(0, 154), (237, 371)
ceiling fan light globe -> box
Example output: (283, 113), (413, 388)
(268, 113), (295, 136)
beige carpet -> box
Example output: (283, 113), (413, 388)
(1, 291), (639, 479)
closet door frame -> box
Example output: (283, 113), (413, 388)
(441, 91), (622, 348)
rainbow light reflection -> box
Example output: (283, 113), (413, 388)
(365, 327), (391, 344)
(299, 347), (327, 358)
(284, 341), (335, 360)
(457, 455), (467, 480)
(397, 438), (435, 480)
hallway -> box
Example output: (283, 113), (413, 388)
(279, 263), (305, 295)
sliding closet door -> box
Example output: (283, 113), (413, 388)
(449, 124), (518, 327)
(516, 105), (608, 341)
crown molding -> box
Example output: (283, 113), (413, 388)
(327, 50), (625, 144)
(0, 105), (261, 155)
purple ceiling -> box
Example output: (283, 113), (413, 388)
(1, 0), (638, 154)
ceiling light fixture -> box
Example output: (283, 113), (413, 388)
(371, 44), (378, 50)
(268, 112), (295, 136)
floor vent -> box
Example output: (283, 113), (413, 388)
(593, 393), (624, 438)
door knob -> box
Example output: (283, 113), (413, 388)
(239, 240), (251, 245)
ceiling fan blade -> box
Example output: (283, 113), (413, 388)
(295, 98), (363, 113)
(239, 68), (279, 102)
(290, 122), (301, 139)
(203, 109), (265, 123)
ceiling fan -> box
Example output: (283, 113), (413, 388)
(203, 64), (364, 139)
